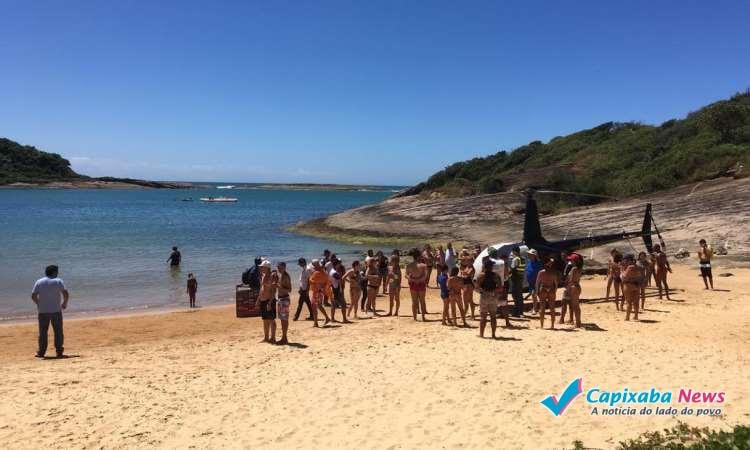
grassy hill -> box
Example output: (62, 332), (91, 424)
(0, 138), (83, 184)
(401, 90), (750, 202)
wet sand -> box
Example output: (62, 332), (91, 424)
(1, 264), (748, 449)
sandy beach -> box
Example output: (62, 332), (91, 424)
(1, 263), (748, 449)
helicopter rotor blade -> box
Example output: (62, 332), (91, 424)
(532, 189), (617, 200)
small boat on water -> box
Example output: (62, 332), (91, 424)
(200, 196), (238, 203)
(216, 185), (235, 189)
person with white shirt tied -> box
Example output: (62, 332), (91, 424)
(293, 258), (314, 321)
(31, 265), (69, 358)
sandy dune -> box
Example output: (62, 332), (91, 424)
(1, 264), (748, 449)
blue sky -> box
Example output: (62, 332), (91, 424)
(1, 0), (748, 185)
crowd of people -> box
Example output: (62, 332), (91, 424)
(240, 242), (594, 343)
(27, 239), (715, 357)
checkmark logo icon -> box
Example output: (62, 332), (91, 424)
(540, 378), (583, 416)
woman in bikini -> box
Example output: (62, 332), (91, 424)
(308, 261), (332, 327)
(447, 266), (467, 327)
(436, 245), (446, 268)
(405, 248), (428, 321)
(422, 245), (436, 288)
(620, 254), (642, 321)
(637, 252), (649, 310)
(536, 258), (558, 329)
(566, 254), (583, 328)
(653, 244), (672, 300)
(606, 250), (623, 310)
(459, 250), (476, 320)
(365, 257), (381, 316)
(343, 260), (362, 319)
(387, 254), (402, 316)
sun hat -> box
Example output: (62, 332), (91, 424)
(528, 249), (538, 256)
(260, 260), (272, 268)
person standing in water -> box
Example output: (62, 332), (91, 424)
(186, 273), (198, 308)
(276, 262), (292, 344)
(32, 265), (69, 358)
(697, 239), (714, 290)
(653, 244), (672, 300)
(167, 246), (181, 267)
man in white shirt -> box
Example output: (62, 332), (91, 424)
(31, 265), (69, 358)
(293, 258), (314, 321)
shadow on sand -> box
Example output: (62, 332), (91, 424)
(40, 354), (81, 360)
(581, 322), (607, 332)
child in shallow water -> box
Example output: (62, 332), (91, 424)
(186, 273), (198, 308)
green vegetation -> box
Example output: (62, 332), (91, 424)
(0, 138), (83, 184)
(404, 90), (750, 201)
(571, 422), (750, 449)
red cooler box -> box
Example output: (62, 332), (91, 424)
(236, 285), (260, 318)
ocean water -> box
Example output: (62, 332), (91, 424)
(0, 188), (396, 320)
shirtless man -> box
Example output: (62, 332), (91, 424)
(275, 262), (292, 344)
(653, 244), (672, 300)
(365, 257), (381, 317)
(535, 258), (558, 329)
(387, 254), (402, 316)
(308, 260), (332, 327)
(258, 260), (277, 343)
(605, 249), (622, 310)
(405, 248), (428, 321)
(565, 254), (583, 328)
(621, 254), (642, 321)
(343, 261), (363, 319)
(697, 239), (714, 290)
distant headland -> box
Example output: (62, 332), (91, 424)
(0, 137), (405, 192)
